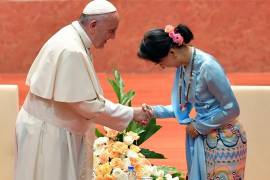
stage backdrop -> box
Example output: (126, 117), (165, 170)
(0, 0), (269, 73)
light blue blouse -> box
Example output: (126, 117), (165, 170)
(153, 47), (240, 135)
(152, 47), (240, 179)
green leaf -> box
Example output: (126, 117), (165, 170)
(114, 70), (124, 100)
(140, 148), (166, 159)
(126, 121), (145, 135)
(95, 128), (104, 137)
(107, 79), (121, 102)
(116, 133), (124, 142)
(136, 118), (161, 145)
(157, 166), (177, 172)
(121, 90), (136, 106)
(172, 173), (185, 179)
(114, 70), (121, 83)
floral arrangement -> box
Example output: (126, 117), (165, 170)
(93, 70), (184, 180)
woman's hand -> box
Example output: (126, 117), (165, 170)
(133, 107), (150, 125)
(186, 123), (200, 138)
(142, 103), (154, 119)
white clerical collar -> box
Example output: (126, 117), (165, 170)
(71, 21), (92, 49)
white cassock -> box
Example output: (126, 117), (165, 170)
(15, 21), (133, 180)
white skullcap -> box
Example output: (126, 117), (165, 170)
(82, 0), (117, 15)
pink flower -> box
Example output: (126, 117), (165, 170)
(173, 34), (184, 45)
(168, 31), (175, 38)
(165, 24), (184, 46)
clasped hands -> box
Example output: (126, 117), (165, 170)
(133, 103), (154, 125)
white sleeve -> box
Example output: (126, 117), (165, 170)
(69, 97), (133, 131)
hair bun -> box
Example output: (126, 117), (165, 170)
(175, 24), (194, 44)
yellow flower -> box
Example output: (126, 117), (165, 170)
(110, 151), (121, 159)
(130, 157), (139, 166)
(130, 145), (141, 153)
(134, 163), (145, 178)
(126, 131), (140, 140)
(104, 174), (116, 180)
(112, 142), (128, 154)
(95, 175), (104, 180)
(99, 152), (110, 164)
(107, 142), (121, 159)
(138, 153), (145, 158)
(108, 140), (115, 146)
(104, 127), (119, 139)
(95, 163), (112, 177)
(110, 158), (124, 169)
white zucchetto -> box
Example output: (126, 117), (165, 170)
(82, 0), (117, 15)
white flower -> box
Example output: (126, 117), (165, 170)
(165, 174), (179, 180)
(123, 135), (134, 145)
(126, 131), (140, 140)
(122, 158), (131, 170)
(93, 156), (100, 167)
(126, 150), (139, 159)
(142, 165), (153, 177)
(139, 165), (158, 177)
(157, 170), (165, 177)
(112, 168), (128, 180)
(165, 174), (172, 179)
(150, 166), (159, 176)
(94, 137), (109, 157)
(93, 147), (105, 156)
(123, 131), (139, 145)
(94, 137), (109, 150)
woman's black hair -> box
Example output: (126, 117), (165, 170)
(138, 24), (194, 63)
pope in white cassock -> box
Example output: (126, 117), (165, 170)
(15, 0), (148, 180)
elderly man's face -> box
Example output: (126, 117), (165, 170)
(90, 12), (119, 48)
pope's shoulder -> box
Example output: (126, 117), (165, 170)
(41, 24), (85, 54)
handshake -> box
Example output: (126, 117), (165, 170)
(132, 104), (154, 125)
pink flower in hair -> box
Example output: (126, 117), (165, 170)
(165, 24), (184, 46)
(173, 33), (184, 45)
(168, 31), (175, 38)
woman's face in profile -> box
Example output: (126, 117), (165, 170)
(157, 50), (177, 68)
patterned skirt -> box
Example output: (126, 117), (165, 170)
(204, 122), (247, 180)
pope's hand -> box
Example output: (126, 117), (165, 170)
(133, 107), (150, 125)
